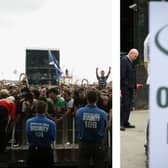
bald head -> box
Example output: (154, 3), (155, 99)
(128, 48), (139, 61)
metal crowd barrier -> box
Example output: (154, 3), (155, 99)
(9, 115), (112, 148)
(6, 115), (112, 167)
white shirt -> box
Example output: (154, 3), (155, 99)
(144, 34), (151, 84)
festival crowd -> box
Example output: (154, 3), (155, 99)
(0, 67), (112, 148)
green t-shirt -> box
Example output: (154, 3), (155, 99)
(55, 97), (65, 108)
(54, 97), (65, 117)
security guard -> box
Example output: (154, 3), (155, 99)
(76, 90), (107, 168)
(26, 100), (56, 168)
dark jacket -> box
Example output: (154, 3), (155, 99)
(120, 55), (136, 89)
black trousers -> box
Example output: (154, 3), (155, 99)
(27, 145), (53, 168)
(121, 87), (133, 126)
(0, 106), (9, 152)
(79, 140), (106, 168)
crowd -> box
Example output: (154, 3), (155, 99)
(0, 68), (112, 168)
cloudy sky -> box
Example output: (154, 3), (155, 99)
(0, 0), (112, 83)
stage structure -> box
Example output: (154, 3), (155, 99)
(26, 49), (60, 85)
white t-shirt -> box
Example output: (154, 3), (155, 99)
(144, 34), (151, 84)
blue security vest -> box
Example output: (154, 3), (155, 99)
(76, 105), (107, 141)
(26, 115), (56, 146)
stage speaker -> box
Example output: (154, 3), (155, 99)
(26, 49), (60, 85)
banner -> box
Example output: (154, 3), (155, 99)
(48, 50), (62, 80)
(149, 2), (168, 168)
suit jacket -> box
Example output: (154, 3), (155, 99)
(120, 55), (136, 90)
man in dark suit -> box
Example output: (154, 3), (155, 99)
(120, 48), (139, 131)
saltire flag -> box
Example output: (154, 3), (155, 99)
(48, 50), (62, 80)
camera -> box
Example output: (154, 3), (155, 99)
(129, 3), (138, 12)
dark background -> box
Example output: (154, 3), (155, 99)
(120, 0), (149, 109)
(120, 0), (148, 61)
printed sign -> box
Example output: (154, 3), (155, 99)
(149, 2), (168, 168)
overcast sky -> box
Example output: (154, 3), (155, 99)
(0, 0), (112, 83)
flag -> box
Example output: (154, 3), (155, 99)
(48, 50), (62, 80)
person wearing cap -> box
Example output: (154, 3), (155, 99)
(0, 96), (16, 152)
(25, 100), (56, 168)
(76, 90), (107, 168)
